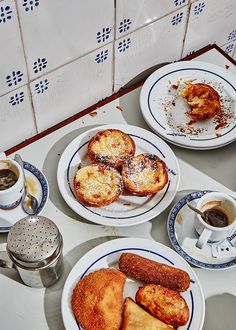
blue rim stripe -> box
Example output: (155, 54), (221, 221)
(76, 247), (195, 330)
(66, 133), (174, 219)
(147, 67), (236, 141)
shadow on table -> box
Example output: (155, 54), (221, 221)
(44, 236), (119, 330)
(203, 293), (236, 330)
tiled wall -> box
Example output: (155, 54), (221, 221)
(0, 0), (235, 151)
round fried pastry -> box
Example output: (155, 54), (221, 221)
(71, 268), (126, 330)
(121, 154), (168, 196)
(88, 129), (136, 168)
(73, 164), (123, 207)
(179, 83), (221, 120)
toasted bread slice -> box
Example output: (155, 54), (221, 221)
(121, 154), (168, 196)
(88, 129), (136, 168)
(71, 269), (126, 330)
(74, 164), (123, 207)
(122, 297), (172, 330)
(179, 83), (221, 120)
(136, 284), (189, 328)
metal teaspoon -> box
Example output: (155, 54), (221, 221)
(14, 154), (39, 215)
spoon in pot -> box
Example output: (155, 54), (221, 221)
(187, 202), (206, 220)
(14, 154), (39, 215)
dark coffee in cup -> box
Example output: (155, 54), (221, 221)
(202, 208), (229, 227)
(0, 169), (18, 191)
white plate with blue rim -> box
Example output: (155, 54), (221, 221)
(57, 124), (180, 227)
(61, 237), (205, 330)
(140, 61), (236, 150)
(167, 190), (236, 269)
(0, 161), (49, 233)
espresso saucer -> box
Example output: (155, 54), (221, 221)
(167, 190), (236, 269)
(0, 162), (49, 233)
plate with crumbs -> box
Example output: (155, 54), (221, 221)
(61, 237), (205, 330)
(0, 162), (49, 233)
(57, 124), (180, 226)
(140, 61), (236, 150)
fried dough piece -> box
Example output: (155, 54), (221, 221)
(73, 164), (123, 207)
(136, 284), (189, 328)
(179, 83), (221, 120)
(88, 129), (136, 168)
(71, 269), (126, 330)
(119, 253), (190, 292)
(121, 154), (168, 196)
(122, 297), (172, 330)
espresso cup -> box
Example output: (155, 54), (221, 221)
(194, 192), (236, 249)
(0, 152), (24, 209)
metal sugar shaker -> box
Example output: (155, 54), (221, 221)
(4, 216), (63, 288)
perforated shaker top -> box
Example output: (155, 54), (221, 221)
(7, 216), (63, 269)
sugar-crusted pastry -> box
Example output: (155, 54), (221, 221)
(121, 154), (168, 196)
(179, 83), (221, 120)
(88, 129), (136, 168)
(73, 164), (123, 207)
(71, 269), (126, 330)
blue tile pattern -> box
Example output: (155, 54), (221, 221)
(33, 58), (47, 73)
(95, 50), (108, 63)
(174, 0), (186, 6)
(224, 43), (234, 54)
(34, 79), (49, 94)
(118, 18), (132, 33)
(6, 71), (23, 87)
(118, 38), (131, 52)
(9, 91), (24, 106)
(171, 12), (184, 25)
(228, 29), (236, 41)
(23, 0), (40, 12)
(193, 2), (205, 15)
(0, 5), (12, 24)
(96, 27), (111, 43)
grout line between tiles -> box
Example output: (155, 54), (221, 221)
(181, 1), (192, 58)
(114, 4), (189, 41)
(14, 0), (38, 134)
(112, 0), (116, 93)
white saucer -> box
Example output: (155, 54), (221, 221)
(0, 161), (49, 233)
(167, 190), (236, 269)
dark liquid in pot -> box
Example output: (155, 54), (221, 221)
(202, 208), (229, 227)
(0, 169), (18, 190)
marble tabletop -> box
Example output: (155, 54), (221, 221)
(0, 46), (236, 330)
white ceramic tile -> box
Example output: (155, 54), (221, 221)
(16, 0), (114, 81)
(0, 0), (28, 97)
(183, 0), (236, 57)
(114, 7), (188, 91)
(220, 41), (236, 59)
(31, 44), (113, 133)
(0, 85), (36, 151)
(116, 0), (188, 38)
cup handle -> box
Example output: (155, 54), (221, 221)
(196, 228), (212, 249)
(0, 243), (14, 269)
(0, 151), (6, 160)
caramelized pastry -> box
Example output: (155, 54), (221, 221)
(88, 129), (136, 168)
(179, 83), (221, 120)
(73, 163), (123, 207)
(136, 284), (190, 328)
(121, 154), (168, 196)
